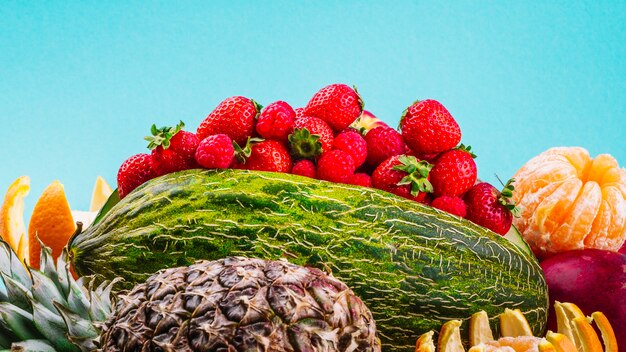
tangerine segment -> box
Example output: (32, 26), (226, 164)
(0, 176), (30, 262)
(586, 186), (626, 250)
(551, 181), (602, 253)
(28, 181), (76, 269)
(489, 336), (541, 352)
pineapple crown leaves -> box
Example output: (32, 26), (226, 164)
(497, 177), (521, 217)
(393, 155), (434, 196)
(145, 120), (185, 150)
(455, 144), (477, 158)
(233, 137), (264, 164)
(0, 234), (118, 352)
(288, 128), (323, 160)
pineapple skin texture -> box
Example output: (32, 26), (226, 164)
(100, 257), (381, 352)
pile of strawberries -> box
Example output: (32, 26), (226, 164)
(117, 83), (516, 235)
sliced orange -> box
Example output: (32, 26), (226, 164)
(437, 320), (465, 352)
(470, 310), (494, 346)
(545, 331), (578, 352)
(512, 147), (626, 258)
(499, 308), (533, 337)
(28, 180), (76, 269)
(89, 176), (112, 212)
(537, 338), (557, 352)
(554, 301), (585, 344)
(590, 311), (618, 352)
(571, 317), (603, 352)
(0, 176), (30, 261)
(415, 330), (435, 352)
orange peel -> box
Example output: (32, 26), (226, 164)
(0, 176), (30, 262)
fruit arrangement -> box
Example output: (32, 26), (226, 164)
(116, 84), (517, 236)
(1, 83), (623, 352)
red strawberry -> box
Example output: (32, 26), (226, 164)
(400, 99), (461, 154)
(197, 96), (261, 146)
(288, 116), (334, 159)
(431, 195), (467, 218)
(255, 101), (296, 142)
(371, 155), (433, 202)
(292, 159), (316, 178)
(316, 149), (356, 184)
(429, 145), (477, 197)
(234, 139), (292, 173)
(117, 153), (156, 199)
(333, 129), (367, 168)
(304, 84), (363, 131)
(146, 121), (200, 176)
(464, 180), (518, 235)
(350, 173), (372, 187)
(195, 134), (235, 169)
(365, 126), (406, 167)
(294, 107), (306, 119)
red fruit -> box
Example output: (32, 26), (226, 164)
(255, 101), (296, 142)
(289, 116), (334, 159)
(146, 121), (200, 176)
(317, 150), (356, 184)
(431, 196), (467, 218)
(195, 134), (235, 169)
(464, 180), (517, 235)
(197, 96), (261, 146)
(371, 155), (433, 202)
(117, 153), (156, 199)
(304, 84), (363, 131)
(294, 107), (306, 119)
(400, 99), (461, 154)
(429, 145), (477, 197)
(291, 159), (316, 179)
(350, 173), (372, 187)
(234, 139), (292, 173)
(365, 126), (406, 167)
(333, 129), (367, 168)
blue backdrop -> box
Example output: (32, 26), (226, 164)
(1, 1), (625, 217)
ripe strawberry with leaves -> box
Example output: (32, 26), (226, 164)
(117, 153), (156, 199)
(400, 99), (461, 155)
(464, 179), (518, 235)
(304, 84), (363, 131)
(146, 121), (200, 176)
(429, 144), (477, 197)
(197, 96), (261, 146)
(255, 101), (296, 142)
(371, 155), (433, 202)
(233, 139), (292, 173)
(288, 116), (334, 160)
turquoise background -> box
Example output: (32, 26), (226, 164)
(1, 2), (625, 217)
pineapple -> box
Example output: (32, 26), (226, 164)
(0, 240), (380, 351)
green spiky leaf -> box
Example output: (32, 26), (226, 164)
(7, 339), (57, 352)
(393, 156), (434, 196)
(455, 144), (477, 158)
(144, 120), (185, 150)
(0, 303), (41, 341)
(498, 178), (520, 217)
(288, 128), (323, 159)
(31, 301), (79, 352)
(0, 273), (31, 311)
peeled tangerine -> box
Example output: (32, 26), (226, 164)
(415, 302), (617, 352)
(512, 147), (626, 258)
